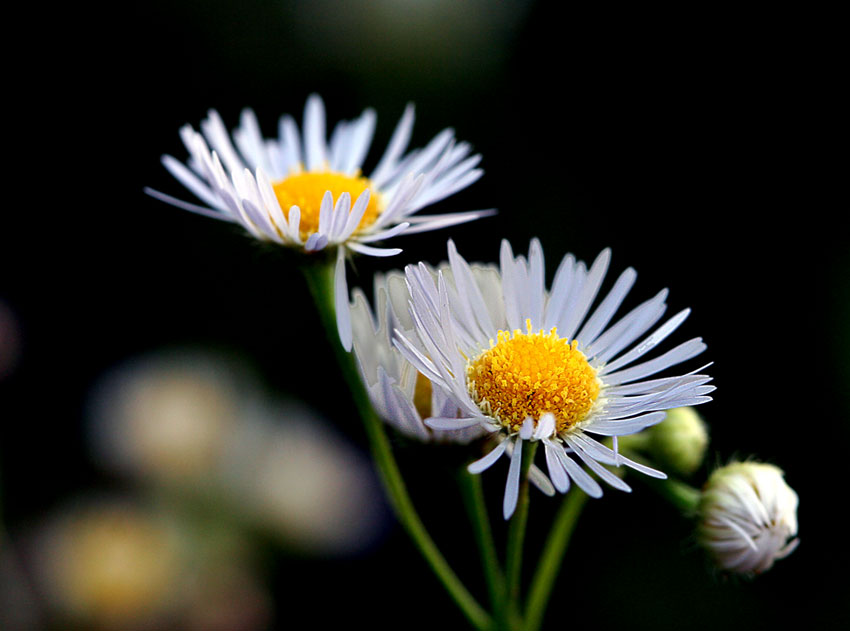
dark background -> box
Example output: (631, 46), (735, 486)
(4, 1), (847, 629)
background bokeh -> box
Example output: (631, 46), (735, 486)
(4, 1), (846, 629)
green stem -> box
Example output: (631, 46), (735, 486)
(503, 440), (537, 629)
(646, 476), (702, 514)
(302, 261), (491, 631)
(523, 487), (589, 631)
(458, 470), (504, 614)
(619, 449), (701, 515)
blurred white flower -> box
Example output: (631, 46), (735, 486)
(24, 498), (273, 631)
(87, 350), (253, 488)
(220, 401), (388, 555)
(30, 500), (185, 629)
(88, 349), (388, 555)
(698, 461), (799, 574)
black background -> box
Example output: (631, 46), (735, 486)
(4, 1), (847, 629)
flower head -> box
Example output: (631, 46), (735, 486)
(394, 239), (713, 518)
(698, 461), (799, 574)
(147, 94), (491, 350)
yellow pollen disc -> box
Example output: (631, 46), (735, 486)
(467, 320), (601, 434)
(271, 170), (384, 241)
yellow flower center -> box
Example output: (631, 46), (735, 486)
(271, 170), (384, 240)
(467, 320), (601, 434)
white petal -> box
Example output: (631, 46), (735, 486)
(340, 189), (371, 240)
(601, 309), (691, 375)
(544, 441), (570, 493)
(161, 154), (228, 211)
(370, 103), (415, 187)
(529, 465), (556, 497)
(468, 439), (508, 474)
(504, 437), (524, 519)
(334, 247), (353, 351)
(555, 449), (603, 498)
(559, 248), (611, 341)
(144, 188), (235, 222)
(533, 413), (556, 440)
(303, 94), (327, 170)
(348, 243), (403, 257)
(356, 222), (411, 243)
(426, 417), (482, 430)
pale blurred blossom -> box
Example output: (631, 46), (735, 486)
(87, 350), (254, 487)
(87, 349), (388, 555)
(29, 500), (185, 630)
(221, 401), (387, 554)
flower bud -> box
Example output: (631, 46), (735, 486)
(646, 407), (709, 476)
(698, 461), (799, 574)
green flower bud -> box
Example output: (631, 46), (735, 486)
(646, 406), (708, 476)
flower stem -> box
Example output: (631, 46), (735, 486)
(523, 487), (589, 631)
(301, 261), (492, 631)
(619, 448), (701, 515)
(458, 470), (505, 614)
(647, 476), (702, 514)
(503, 440), (537, 629)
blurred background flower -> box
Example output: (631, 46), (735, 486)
(21, 497), (272, 631)
(29, 500), (186, 629)
(86, 350), (250, 490)
(3, 348), (388, 629)
(87, 349), (388, 554)
(219, 400), (388, 554)
(5, 0), (847, 629)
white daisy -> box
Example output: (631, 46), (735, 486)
(698, 461), (799, 574)
(394, 239), (714, 518)
(146, 94), (491, 350)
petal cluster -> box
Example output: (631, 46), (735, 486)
(350, 269), (485, 443)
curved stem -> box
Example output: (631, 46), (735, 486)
(644, 476), (701, 515)
(523, 487), (589, 631)
(302, 262), (491, 631)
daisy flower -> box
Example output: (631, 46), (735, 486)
(394, 239), (714, 518)
(146, 94), (491, 350)
(698, 461), (799, 574)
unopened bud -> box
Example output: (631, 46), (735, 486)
(698, 461), (799, 575)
